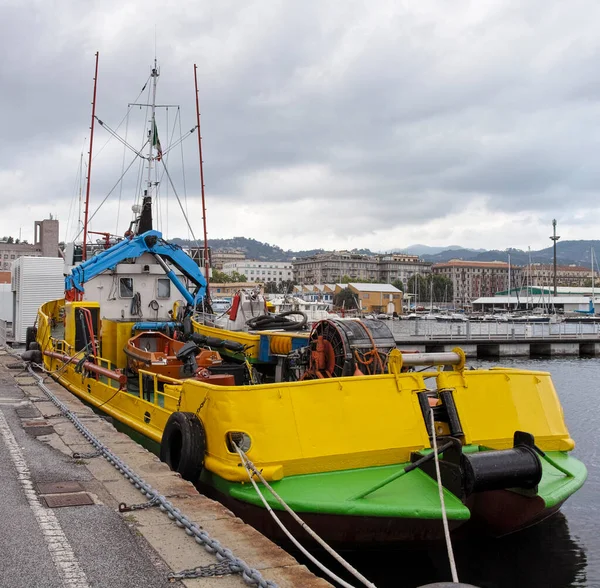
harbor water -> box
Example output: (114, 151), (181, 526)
(336, 357), (599, 588)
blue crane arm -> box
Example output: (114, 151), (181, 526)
(65, 230), (206, 305)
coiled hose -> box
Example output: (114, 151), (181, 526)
(246, 311), (308, 331)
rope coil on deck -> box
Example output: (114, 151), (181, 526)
(15, 357), (278, 588)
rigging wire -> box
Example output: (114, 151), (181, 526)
(160, 160), (201, 250)
(178, 112), (191, 243)
(95, 117), (146, 159)
(156, 106), (183, 238)
(92, 75), (151, 162)
(64, 143), (86, 244)
(72, 153), (141, 242)
(115, 108), (131, 235)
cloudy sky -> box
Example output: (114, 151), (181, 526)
(2, 0), (600, 253)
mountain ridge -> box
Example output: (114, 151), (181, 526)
(172, 237), (600, 267)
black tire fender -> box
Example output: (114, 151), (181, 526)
(159, 412), (206, 482)
(25, 326), (37, 351)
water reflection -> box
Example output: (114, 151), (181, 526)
(324, 513), (586, 588)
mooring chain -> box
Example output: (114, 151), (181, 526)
(168, 561), (235, 580)
(119, 495), (161, 512)
(24, 364), (278, 588)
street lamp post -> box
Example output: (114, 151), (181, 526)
(550, 219), (560, 296)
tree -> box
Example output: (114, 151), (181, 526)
(333, 287), (359, 310)
(229, 271), (248, 282)
(277, 279), (296, 294)
(211, 270), (230, 283)
(391, 278), (404, 292)
(211, 270), (247, 283)
(406, 274), (453, 304)
(264, 281), (279, 294)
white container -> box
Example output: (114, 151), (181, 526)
(12, 256), (64, 344)
(0, 284), (12, 322)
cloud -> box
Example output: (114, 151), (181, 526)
(2, 0), (600, 251)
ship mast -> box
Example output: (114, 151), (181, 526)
(82, 51), (99, 261)
(138, 60), (160, 234)
(194, 64), (210, 293)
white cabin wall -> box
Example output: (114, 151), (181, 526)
(82, 253), (189, 321)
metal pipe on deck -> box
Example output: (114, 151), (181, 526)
(43, 350), (127, 387)
(400, 351), (461, 366)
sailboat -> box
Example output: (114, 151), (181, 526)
(27, 57), (586, 544)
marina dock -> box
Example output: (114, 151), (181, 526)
(0, 348), (329, 588)
(393, 320), (600, 358)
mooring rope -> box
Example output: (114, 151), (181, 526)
(234, 443), (377, 588)
(429, 407), (459, 582)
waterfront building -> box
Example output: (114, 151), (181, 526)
(210, 249), (246, 269)
(293, 251), (430, 285)
(472, 295), (597, 314)
(523, 263), (595, 288)
(222, 260), (294, 284)
(292, 284), (335, 303)
(432, 260), (522, 307)
(377, 254), (432, 284)
(293, 252), (379, 284)
(334, 283), (403, 314)
(211, 282), (264, 298)
(0, 218), (59, 271)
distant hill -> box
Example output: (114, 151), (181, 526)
(420, 241), (600, 267)
(172, 236), (375, 262)
(400, 244), (483, 256)
(171, 236), (600, 268)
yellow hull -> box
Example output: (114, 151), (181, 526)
(38, 299), (576, 485)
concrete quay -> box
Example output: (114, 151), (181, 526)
(394, 336), (600, 359)
(0, 349), (330, 588)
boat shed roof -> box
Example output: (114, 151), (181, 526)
(347, 283), (402, 293)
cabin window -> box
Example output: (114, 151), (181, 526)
(119, 277), (134, 298)
(157, 278), (171, 299)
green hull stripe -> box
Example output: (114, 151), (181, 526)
(202, 451), (586, 520)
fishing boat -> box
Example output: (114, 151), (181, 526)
(28, 58), (586, 545)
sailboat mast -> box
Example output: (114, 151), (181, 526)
(508, 253), (511, 310)
(194, 64), (210, 293)
(592, 247), (595, 313)
(82, 51), (99, 261)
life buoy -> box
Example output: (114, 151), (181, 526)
(159, 412), (206, 482)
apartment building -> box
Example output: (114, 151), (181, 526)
(292, 251), (432, 285)
(222, 260), (294, 283)
(292, 252), (379, 284)
(432, 260), (522, 306)
(523, 264), (595, 288)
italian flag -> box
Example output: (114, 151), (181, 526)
(152, 120), (163, 161)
